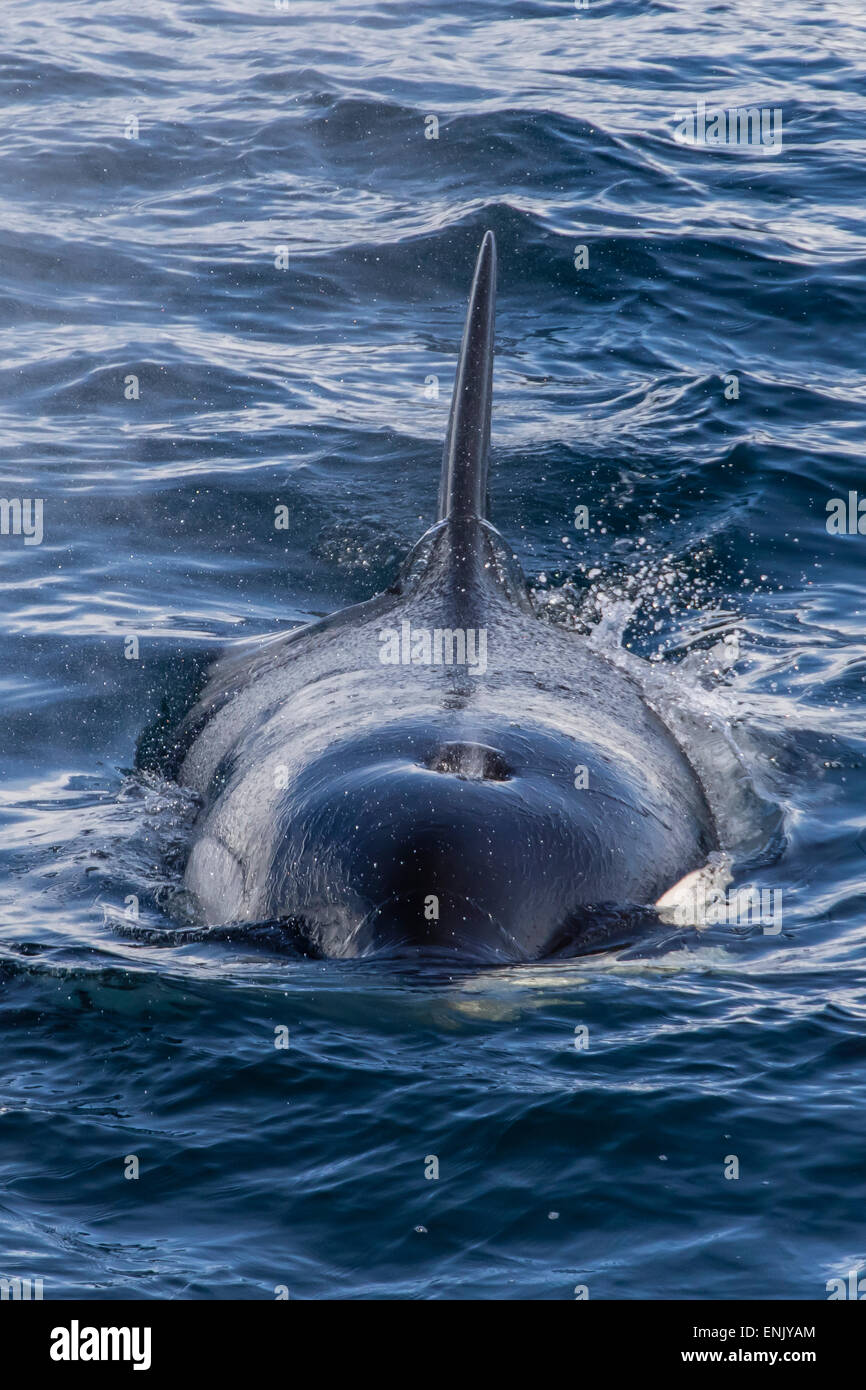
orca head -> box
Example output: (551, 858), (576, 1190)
(259, 714), (672, 961)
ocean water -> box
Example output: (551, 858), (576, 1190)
(1, 0), (866, 1300)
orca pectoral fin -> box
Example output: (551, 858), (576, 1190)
(545, 904), (664, 959)
(206, 918), (326, 958)
(108, 914), (325, 959)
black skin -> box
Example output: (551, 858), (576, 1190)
(158, 233), (718, 962)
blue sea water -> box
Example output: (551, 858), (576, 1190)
(1, 0), (866, 1300)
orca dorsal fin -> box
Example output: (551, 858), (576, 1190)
(437, 231), (496, 525)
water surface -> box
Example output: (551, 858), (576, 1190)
(1, 0), (865, 1299)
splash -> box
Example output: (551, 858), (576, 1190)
(532, 557), (785, 865)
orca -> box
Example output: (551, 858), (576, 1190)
(163, 231), (718, 961)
